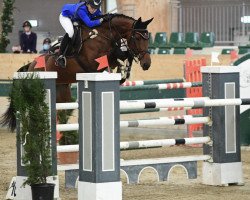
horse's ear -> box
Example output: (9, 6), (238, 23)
(134, 17), (142, 29)
(143, 18), (154, 27)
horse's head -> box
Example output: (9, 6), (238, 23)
(128, 17), (153, 70)
(82, 14), (153, 75)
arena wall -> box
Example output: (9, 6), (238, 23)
(0, 54), (232, 80)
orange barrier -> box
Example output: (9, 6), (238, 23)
(56, 116), (62, 142)
(184, 58), (206, 137)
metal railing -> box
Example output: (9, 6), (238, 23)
(179, 2), (250, 45)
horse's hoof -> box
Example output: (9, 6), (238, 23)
(120, 78), (126, 84)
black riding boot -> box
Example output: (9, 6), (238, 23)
(56, 33), (71, 68)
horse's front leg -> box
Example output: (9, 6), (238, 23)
(117, 59), (129, 84)
(125, 56), (133, 79)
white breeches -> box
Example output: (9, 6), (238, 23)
(59, 13), (74, 38)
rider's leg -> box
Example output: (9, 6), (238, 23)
(56, 14), (74, 68)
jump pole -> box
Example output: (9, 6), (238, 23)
(76, 73), (122, 200)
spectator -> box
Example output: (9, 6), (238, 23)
(12, 45), (21, 53)
(39, 38), (51, 54)
(20, 21), (37, 53)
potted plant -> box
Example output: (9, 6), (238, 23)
(57, 109), (79, 164)
(11, 74), (55, 200)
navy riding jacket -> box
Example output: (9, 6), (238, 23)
(61, 3), (102, 27)
(20, 32), (37, 53)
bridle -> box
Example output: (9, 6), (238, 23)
(100, 15), (151, 63)
(128, 23), (151, 63)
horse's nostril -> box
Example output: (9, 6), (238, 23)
(143, 63), (150, 70)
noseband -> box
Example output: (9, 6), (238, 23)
(129, 28), (150, 62)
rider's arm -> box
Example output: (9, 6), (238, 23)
(77, 7), (101, 27)
(95, 9), (102, 16)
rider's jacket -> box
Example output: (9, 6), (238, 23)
(61, 3), (102, 28)
(20, 32), (37, 53)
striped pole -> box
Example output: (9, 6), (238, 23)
(120, 107), (192, 114)
(120, 98), (250, 110)
(120, 136), (211, 150)
(57, 136), (211, 152)
(121, 78), (184, 87)
(56, 103), (193, 114)
(138, 115), (203, 120)
(120, 82), (202, 91)
(120, 117), (211, 127)
(56, 115), (207, 131)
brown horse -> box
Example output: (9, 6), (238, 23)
(1, 14), (153, 131)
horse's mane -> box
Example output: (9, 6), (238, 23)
(110, 13), (135, 21)
(79, 13), (135, 29)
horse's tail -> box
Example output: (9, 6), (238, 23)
(0, 63), (31, 132)
(0, 99), (16, 132)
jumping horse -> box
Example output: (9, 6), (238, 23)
(1, 14), (153, 131)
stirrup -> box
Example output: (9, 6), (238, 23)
(55, 55), (67, 68)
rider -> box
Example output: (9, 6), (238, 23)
(56, 0), (103, 68)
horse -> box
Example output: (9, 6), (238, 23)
(0, 13), (153, 131)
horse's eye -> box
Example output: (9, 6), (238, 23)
(136, 37), (141, 41)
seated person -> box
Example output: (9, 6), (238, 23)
(20, 21), (37, 53)
(39, 38), (51, 54)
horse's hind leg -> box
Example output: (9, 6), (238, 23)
(56, 84), (72, 103)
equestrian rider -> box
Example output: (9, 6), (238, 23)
(56, 0), (103, 68)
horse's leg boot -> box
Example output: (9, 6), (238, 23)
(56, 33), (71, 68)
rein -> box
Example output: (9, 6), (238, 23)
(129, 27), (150, 62)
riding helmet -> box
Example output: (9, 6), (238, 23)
(87, 0), (102, 9)
(23, 21), (32, 28)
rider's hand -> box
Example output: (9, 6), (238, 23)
(101, 15), (111, 22)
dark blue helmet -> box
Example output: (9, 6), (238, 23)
(87, 0), (102, 9)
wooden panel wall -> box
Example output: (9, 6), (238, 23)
(0, 54), (37, 79)
(116, 0), (171, 37)
(0, 54), (231, 80)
